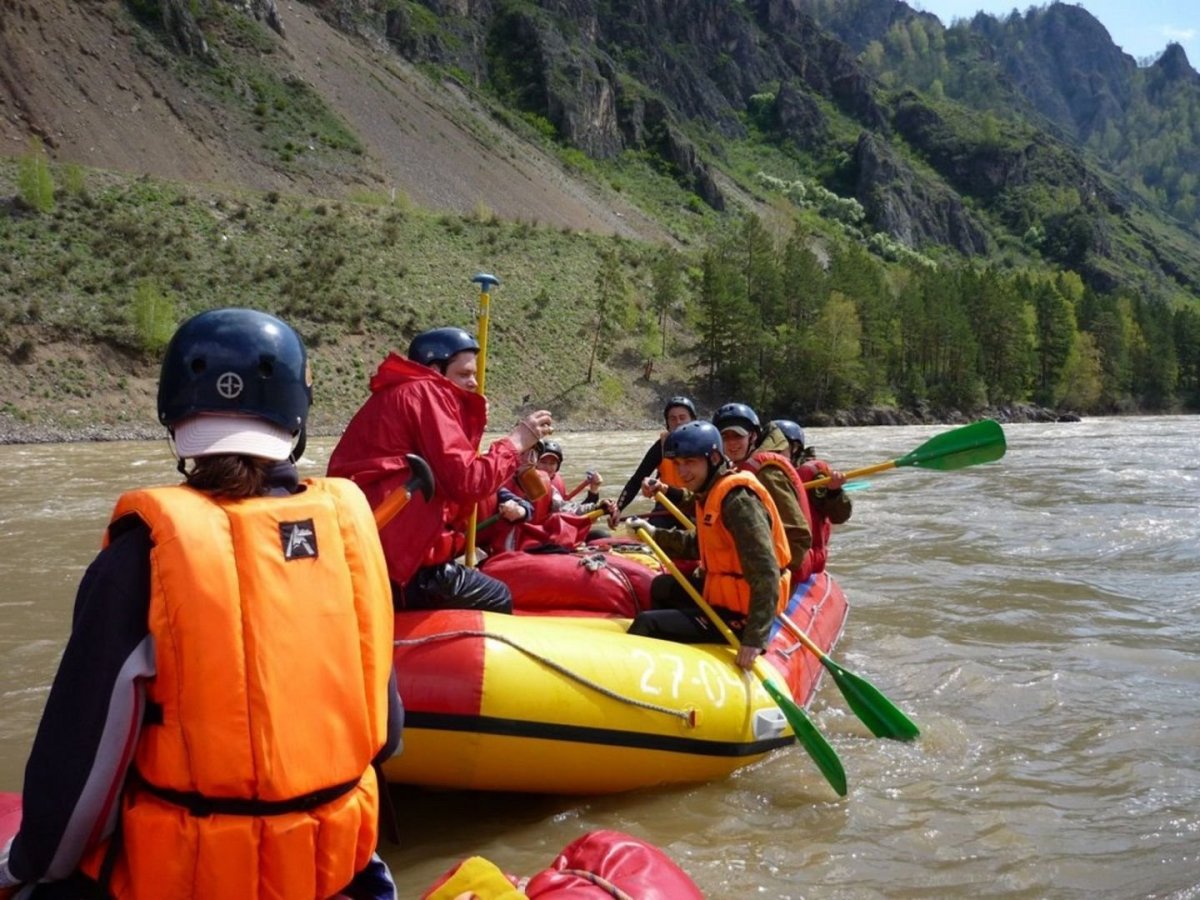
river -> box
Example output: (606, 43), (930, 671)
(1, 417), (1198, 898)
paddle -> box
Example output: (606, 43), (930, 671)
(564, 471), (596, 501)
(634, 527), (847, 796)
(372, 453), (435, 528)
(775, 613), (919, 741)
(651, 490), (917, 740)
(465, 272), (500, 567)
(803, 419), (1006, 490)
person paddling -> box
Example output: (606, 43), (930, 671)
(328, 326), (553, 613)
(0, 309), (402, 899)
(772, 418), (852, 575)
(613, 395), (697, 525)
(624, 420), (791, 670)
(483, 440), (608, 552)
(713, 403), (814, 582)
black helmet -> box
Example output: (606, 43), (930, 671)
(663, 396), (697, 423)
(663, 420), (723, 459)
(537, 439), (564, 464)
(407, 326), (479, 369)
(157, 308), (311, 435)
(713, 402), (761, 437)
(772, 419), (805, 448)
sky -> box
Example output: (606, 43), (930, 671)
(909, 0), (1199, 63)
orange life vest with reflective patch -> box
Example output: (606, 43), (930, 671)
(81, 479), (393, 900)
(695, 471), (791, 616)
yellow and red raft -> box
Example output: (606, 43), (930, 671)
(385, 555), (848, 794)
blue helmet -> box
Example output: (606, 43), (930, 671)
(407, 326), (479, 369)
(772, 419), (805, 449)
(713, 402), (761, 437)
(157, 308), (311, 435)
(663, 395), (697, 423)
(663, 420), (723, 459)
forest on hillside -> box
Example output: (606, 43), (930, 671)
(677, 214), (1200, 418)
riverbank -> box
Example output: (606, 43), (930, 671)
(0, 403), (1075, 446)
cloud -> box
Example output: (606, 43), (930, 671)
(1160, 26), (1197, 43)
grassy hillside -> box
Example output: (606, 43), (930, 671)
(0, 155), (701, 438)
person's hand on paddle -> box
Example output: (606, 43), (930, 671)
(598, 498), (619, 528)
(509, 409), (554, 453)
(623, 516), (656, 541)
(640, 476), (665, 499)
(811, 460), (846, 492)
(585, 470), (603, 490)
(498, 499), (528, 522)
(735, 644), (764, 670)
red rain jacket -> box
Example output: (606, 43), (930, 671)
(327, 352), (522, 586)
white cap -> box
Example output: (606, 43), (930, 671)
(721, 425), (750, 437)
(173, 414), (296, 461)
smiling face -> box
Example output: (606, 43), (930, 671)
(674, 454), (714, 491)
(721, 429), (750, 463)
(665, 405), (695, 432)
(443, 351), (479, 391)
(536, 453), (561, 476)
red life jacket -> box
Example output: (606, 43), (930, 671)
(797, 460), (835, 574)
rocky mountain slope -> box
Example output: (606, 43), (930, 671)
(2, 0), (1199, 437)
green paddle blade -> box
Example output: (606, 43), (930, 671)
(819, 656), (920, 741)
(760, 677), (848, 797)
(895, 419), (1006, 472)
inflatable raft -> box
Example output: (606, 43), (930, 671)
(385, 569), (848, 794)
(0, 799), (701, 899)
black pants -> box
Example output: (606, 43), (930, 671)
(627, 572), (745, 643)
(395, 562), (513, 614)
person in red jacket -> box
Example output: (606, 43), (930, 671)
(327, 326), (553, 612)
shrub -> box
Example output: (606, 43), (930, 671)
(17, 138), (55, 213)
(131, 279), (177, 354)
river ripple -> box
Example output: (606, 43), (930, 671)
(1, 417), (1197, 898)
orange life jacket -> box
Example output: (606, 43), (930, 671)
(657, 432), (686, 489)
(81, 479), (393, 900)
(695, 471), (791, 616)
(740, 449), (816, 580)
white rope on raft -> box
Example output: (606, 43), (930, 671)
(395, 629), (696, 725)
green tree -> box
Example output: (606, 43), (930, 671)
(588, 249), (626, 383)
(1055, 331), (1103, 411)
(1029, 276), (1078, 406)
(806, 291), (864, 411)
(650, 247), (682, 357)
(695, 245), (754, 398)
(963, 268), (1034, 404)
(1173, 306), (1200, 409)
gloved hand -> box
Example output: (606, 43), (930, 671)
(623, 516), (656, 541)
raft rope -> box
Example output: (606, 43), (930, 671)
(557, 869), (634, 899)
(394, 629), (697, 725)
